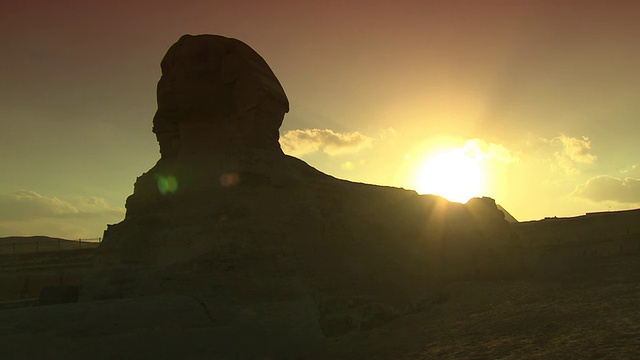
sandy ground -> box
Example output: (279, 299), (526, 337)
(0, 252), (638, 359)
(326, 254), (640, 359)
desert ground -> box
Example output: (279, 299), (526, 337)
(325, 253), (640, 359)
(0, 242), (638, 359)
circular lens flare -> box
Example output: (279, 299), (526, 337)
(157, 175), (178, 195)
(220, 172), (240, 187)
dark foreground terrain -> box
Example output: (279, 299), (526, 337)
(0, 250), (638, 359)
(326, 254), (640, 359)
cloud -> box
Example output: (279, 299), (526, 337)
(280, 129), (374, 156)
(571, 176), (640, 203)
(0, 191), (123, 220)
(462, 138), (519, 163)
(546, 134), (597, 174)
(378, 127), (399, 140)
(0, 191), (77, 220)
(556, 134), (597, 164)
(621, 164), (639, 174)
(0, 191), (124, 238)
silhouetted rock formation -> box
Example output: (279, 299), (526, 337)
(153, 34), (288, 158)
(514, 209), (640, 270)
(83, 34), (521, 353)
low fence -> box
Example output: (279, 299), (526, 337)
(0, 238), (102, 255)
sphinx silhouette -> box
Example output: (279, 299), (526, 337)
(86, 34), (521, 339)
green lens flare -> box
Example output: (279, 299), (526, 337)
(157, 175), (178, 195)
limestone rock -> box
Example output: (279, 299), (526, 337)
(84, 34), (522, 342)
(152, 34), (288, 158)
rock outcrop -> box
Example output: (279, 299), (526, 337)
(83, 34), (521, 352)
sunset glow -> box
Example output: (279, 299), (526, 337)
(416, 149), (484, 203)
(2, 1), (640, 238)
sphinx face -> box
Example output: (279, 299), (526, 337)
(152, 36), (236, 158)
(155, 36), (233, 125)
(151, 35), (289, 158)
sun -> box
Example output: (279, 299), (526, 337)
(415, 148), (484, 203)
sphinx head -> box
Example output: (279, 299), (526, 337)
(153, 35), (289, 158)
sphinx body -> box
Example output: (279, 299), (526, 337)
(86, 35), (521, 350)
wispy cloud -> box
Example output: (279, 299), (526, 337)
(378, 127), (399, 140)
(545, 134), (597, 174)
(0, 190), (124, 238)
(0, 191), (122, 220)
(620, 164), (639, 174)
(463, 138), (519, 163)
(570, 176), (640, 203)
(0, 191), (77, 221)
(280, 129), (374, 156)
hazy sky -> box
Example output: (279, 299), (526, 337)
(2, 0), (639, 239)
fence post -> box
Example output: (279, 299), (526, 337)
(79, 238), (82, 250)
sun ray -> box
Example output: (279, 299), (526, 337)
(415, 148), (485, 203)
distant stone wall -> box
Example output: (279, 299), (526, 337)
(513, 209), (640, 260)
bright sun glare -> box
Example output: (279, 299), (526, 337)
(416, 148), (484, 203)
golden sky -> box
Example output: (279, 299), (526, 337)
(1, 1), (639, 238)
